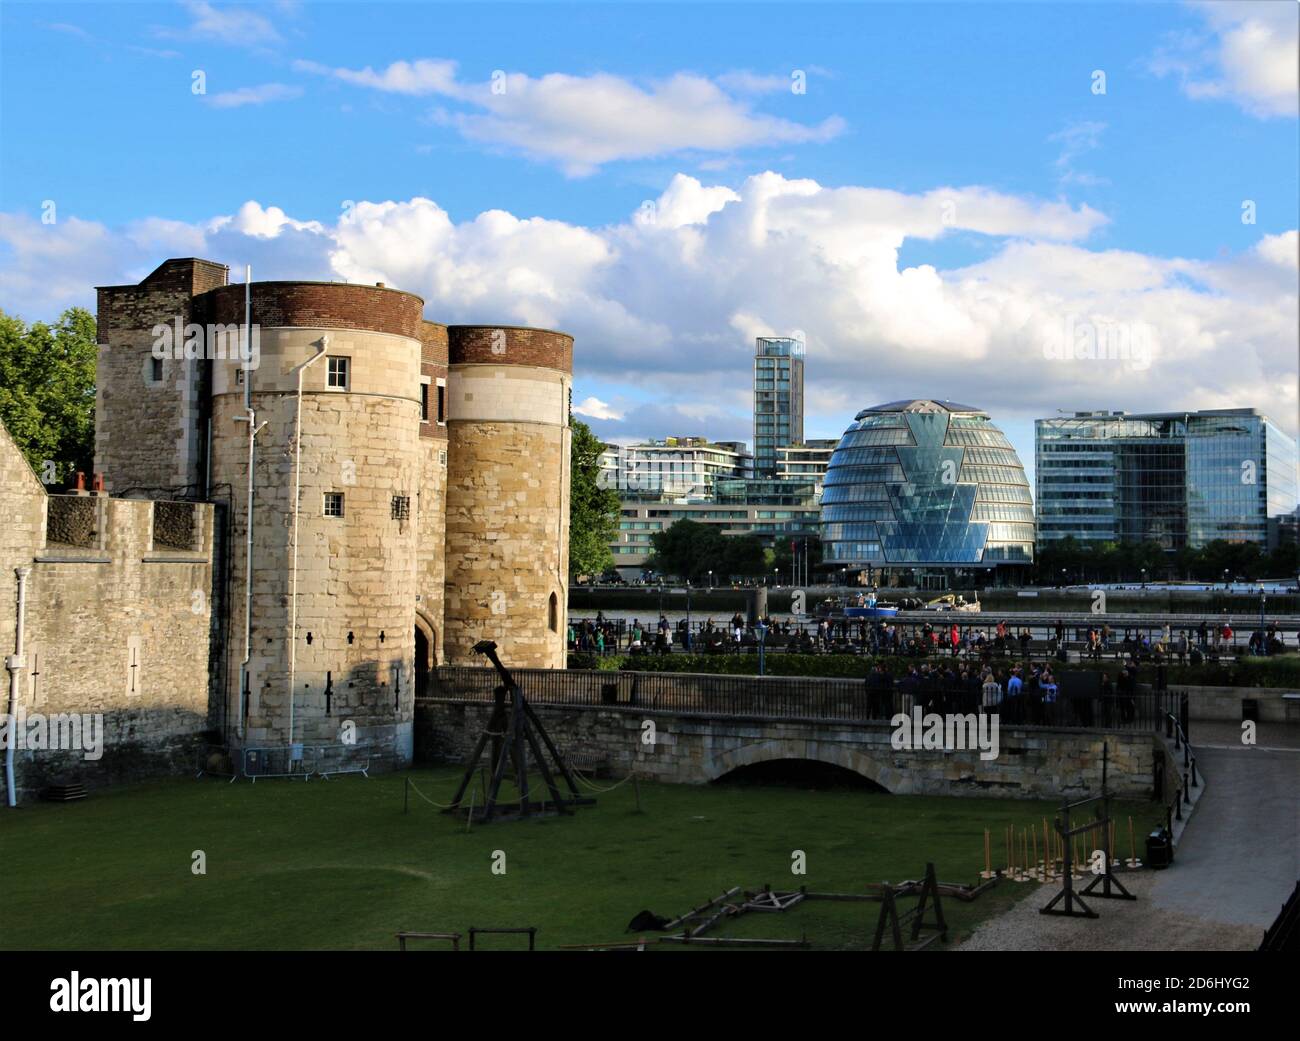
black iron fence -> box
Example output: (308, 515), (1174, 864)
(425, 666), (1178, 731)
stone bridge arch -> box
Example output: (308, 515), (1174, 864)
(705, 737), (905, 793)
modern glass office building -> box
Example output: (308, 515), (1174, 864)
(753, 337), (804, 477)
(820, 400), (1035, 577)
(1035, 409), (1300, 549)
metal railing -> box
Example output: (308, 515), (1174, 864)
(425, 666), (1178, 731)
(315, 742), (372, 779)
(241, 745), (314, 781)
(1164, 692), (1199, 832)
(568, 618), (1259, 661)
(215, 742), (376, 781)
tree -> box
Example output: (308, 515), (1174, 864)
(648, 520), (721, 582)
(0, 306), (96, 482)
(568, 417), (620, 579)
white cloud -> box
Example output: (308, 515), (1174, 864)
(572, 397), (625, 421)
(208, 201), (326, 239)
(1, 173), (1294, 449)
(296, 59), (845, 175)
(158, 1), (281, 48)
(294, 58), (458, 96)
(1151, 1), (1298, 118)
(205, 83), (303, 109)
(1048, 121), (1108, 187)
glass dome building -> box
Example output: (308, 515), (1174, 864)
(820, 400), (1034, 573)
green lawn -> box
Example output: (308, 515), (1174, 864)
(0, 768), (1162, 950)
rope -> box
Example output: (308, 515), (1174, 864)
(405, 775), (522, 810)
(568, 769), (637, 794)
(405, 776), (462, 810)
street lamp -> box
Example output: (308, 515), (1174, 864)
(707, 569), (713, 589)
(1140, 567), (1147, 590)
(756, 621), (768, 676)
(1223, 569), (1230, 591)
(684, 580), (692, 652)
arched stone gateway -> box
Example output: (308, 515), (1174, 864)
(706, 739), (908, 793)
(414, 611), (438, 700)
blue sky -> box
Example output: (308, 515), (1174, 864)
(1, 1), (1297, 480)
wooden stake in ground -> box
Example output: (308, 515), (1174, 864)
(1126, 815), (1142, 869)
(1043, 819), (1052, 880)
(1031, 825), (1039, 882)
(981, 828), (993, 880)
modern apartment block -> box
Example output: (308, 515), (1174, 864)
(775, 439), (837, 490)
(1035, 409), (1300, 549)
(597, 436), (753, 500)
(753, 337), (804, 477)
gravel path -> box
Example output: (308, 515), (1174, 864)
(959, 740), (1298, 951)
(957, 872), (1259, 951)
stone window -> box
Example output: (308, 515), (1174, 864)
(150, 357), (163, 383)
(548, 592), (559, 632)
(324, 492), (345, 518)
(436, 378), (446, 424)
(391, 495), (410, 520)
(327, 356), (350, 390)
(419, 378), (430, 422)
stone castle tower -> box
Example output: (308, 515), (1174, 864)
(94, 259), (572, 764)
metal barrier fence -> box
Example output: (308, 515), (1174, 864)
(242, 745), (314, 782)
(232, 743), (375, 781)
(316, 742), (372, 779)
(426, 666), (1177, 731)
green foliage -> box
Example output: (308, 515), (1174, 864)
(648, 519), (766, 582)
(568, 417), (620, 579)
(565, 652), (624, 671)
(1035, 535), (1298, 583)
(0, 306), (97, 481)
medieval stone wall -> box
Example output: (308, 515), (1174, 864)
(416, 698), (1158, 800)
(0, 419), (215, 801)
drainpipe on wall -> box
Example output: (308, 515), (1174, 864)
(5, 566), (32, 807)
(232, 266), (266, 740)
(287, 336), (329, 749)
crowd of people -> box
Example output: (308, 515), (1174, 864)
(569, 612), (1294, 662)
(860, 657), (1146, 726)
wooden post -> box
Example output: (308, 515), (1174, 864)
(1031, 825), (1039, 881)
